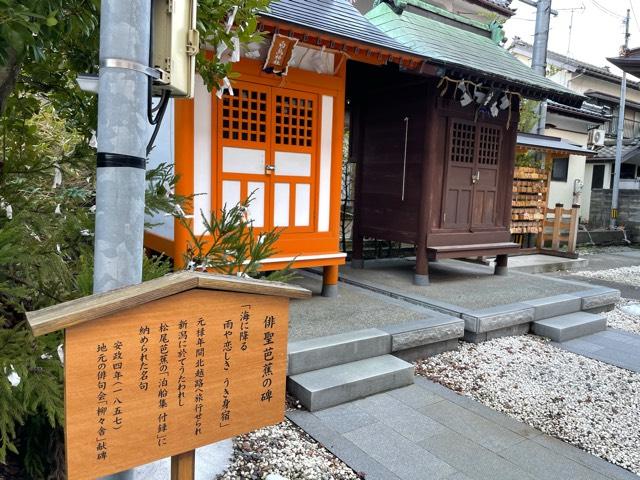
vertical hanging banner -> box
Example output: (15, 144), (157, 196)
(26, 272), (310, 480)
(263, 34), (299, 76)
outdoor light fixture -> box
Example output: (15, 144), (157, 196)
(76, 73), (99, 94)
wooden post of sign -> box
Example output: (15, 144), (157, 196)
(171, 450), (195, 480)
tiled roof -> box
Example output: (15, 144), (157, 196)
(517, 133), (595, 156)
(262, 0), (413, 56)
(547, 101), (610, 122)
(511, 37), (640, 91)
(365, 3), (583, 105)
(593, 138), (640, 161)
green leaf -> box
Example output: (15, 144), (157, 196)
(45, 16), (58, 27)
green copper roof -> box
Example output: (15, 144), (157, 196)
(366, 3), (583, 106)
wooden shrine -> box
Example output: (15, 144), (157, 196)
(26, 272), (310, 480)
(143, 2), (422, 298)
(143, 0), (585, 290)
(348, 63), (522, 282)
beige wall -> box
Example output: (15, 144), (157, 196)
(544, 127), (589, 218)
(569, 74), (640, 105)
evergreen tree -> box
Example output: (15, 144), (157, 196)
(0, 1), (270, 477)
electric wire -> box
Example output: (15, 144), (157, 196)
(590, 0), (624, 19)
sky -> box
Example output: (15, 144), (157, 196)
(503, 0), (640, 79)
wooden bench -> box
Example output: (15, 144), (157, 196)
(427, 242), (521, 276)
(427, 242), (521, 260)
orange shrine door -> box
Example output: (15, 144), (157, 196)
(217, 81), (318, 232)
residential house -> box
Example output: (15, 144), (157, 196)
(509, 38), (640, 221)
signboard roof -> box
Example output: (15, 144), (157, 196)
(26, 271), (310, 336)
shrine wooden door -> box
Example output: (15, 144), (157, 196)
(217, 81), (319, 233)
(443, 120), (502, 230)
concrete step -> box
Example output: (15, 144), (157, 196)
(532, 312), (607, 342)
(523, 294), (582, 321)
(287, 355), (414, 411)
(288, 329), (391, 376)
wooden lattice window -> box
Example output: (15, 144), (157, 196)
(478, 126), (501, 165)
(450, 122), (475, 163)
(221, 88), (268, 143)
(274, 94), (313, 147)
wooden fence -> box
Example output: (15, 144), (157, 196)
(537, 203), (580, 255)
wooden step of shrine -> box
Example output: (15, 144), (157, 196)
(427, 242), (521, 260)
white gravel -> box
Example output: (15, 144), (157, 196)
(574, 265), (640, 287)
(415, 335), (640, 475)
(216, 418), (361, 480)
(606, 298), (640, 335)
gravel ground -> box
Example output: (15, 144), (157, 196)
(576, 245), (637, 256)
(416, 336), (640, 475)
(216, 400), (361, 480)
(606, 298), (640, 335)
(574, 265), (640, 287)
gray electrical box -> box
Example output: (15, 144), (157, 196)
(152, 0), (199, 98)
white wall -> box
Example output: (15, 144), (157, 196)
(547, 153), (586, 212)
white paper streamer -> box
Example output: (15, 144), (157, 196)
(57, 344), (64, 365)
(7, 366), (20, 387)
(52, 165), (62, 189)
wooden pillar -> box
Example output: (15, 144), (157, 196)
(171, 450), (195, 480)
(552, 203), (564, 251)
(321, 264), (339, 297)
(350, 98), (365, 269)
(494, 254), (508, 276)
(568, 204), (580, 254)
(415, 83), (438, 286)
(173, 98), (195, 269)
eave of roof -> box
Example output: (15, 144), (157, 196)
(547, 101), (610, 123)
(365, 4), (583, 106)
(608, 50), (640, 80)
(584, 90), (640, 111)
(516, 133), (596, 156)
(261, 0), (421, 63)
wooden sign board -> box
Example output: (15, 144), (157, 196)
(26, 272), (310, 480)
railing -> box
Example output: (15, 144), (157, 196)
(605, 118), (640, 139)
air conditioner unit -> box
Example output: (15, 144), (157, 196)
(588, 129), (606, 147)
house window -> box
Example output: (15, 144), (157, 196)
(592, 164), (605, 189)
(620, 163), (637, 179)
(551, 157), (569, 182)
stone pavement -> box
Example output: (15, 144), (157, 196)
(286, 377), (637, 480)
(555, 328), (640, 373)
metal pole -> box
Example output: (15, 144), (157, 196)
(95, 1), (150, 478)
(531, 0), (552, 135)
(610, 9), (631, 229)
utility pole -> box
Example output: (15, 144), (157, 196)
(610, 9), (631, 229)
(531, 0), (553, 135)
(95, 1), (151, 478)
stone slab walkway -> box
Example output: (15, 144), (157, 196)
(286, 377), (637, 480)
(555, 328), (640, 373)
